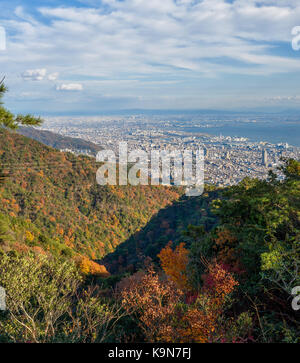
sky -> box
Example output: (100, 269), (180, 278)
(1, 0), (300, 114)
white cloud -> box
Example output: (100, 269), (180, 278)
(266, 95), (300, 102)
(48, 72), (59, 81)
(21, 68), (47, 81)
(2, 1), (300, 110)
(56, 83), (83, 91)
(21, 1), (300, 78)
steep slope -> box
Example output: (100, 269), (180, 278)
(17, 126), (102, 155)
(102, 190), (219, 274)
(0, 128), (182, 260)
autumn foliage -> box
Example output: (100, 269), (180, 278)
(77, 256), (110, 277)
(119, 266), (183, 342)
(179, 261), (239, 343)
(157, 242), (190, 290)
(120, 254), (240, 343)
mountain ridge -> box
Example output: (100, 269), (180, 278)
(17, 126), (102, 155)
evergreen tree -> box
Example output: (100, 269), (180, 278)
(0, 77), (42, 185)
(0, 77), (42, 129)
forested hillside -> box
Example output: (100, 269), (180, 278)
(0, 81), (298, 344)
(1, 156), (298, 343)
(0, 128), (184, 269)
(102, 188), (219, 274)
(0, 125), (299, 342)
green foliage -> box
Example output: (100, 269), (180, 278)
(0, 80), (42, 129)
(103, 190), (218, 274)
(185, 159), (300, 342)
(0, 253), (124, 343)
(0, 252), (81, 342)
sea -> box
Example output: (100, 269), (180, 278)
(184, 123), (300, 147)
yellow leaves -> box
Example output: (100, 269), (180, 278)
(25, 230), (34, 242)
(158, 242), (190, 291)
(112, 214), (119, 226)
(77, 256), (110, 277)
(261, 249), (282, 271)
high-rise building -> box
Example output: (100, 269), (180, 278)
(262, 149), (268, 166)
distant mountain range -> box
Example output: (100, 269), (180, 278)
(17, 126), (102, 155)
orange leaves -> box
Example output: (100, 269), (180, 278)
(55, 225), (64, 236)
(13, 242), (30, 253)
(64, 235), (74, 248)
(202, 261), (239, 310)
(158, 242), (190, 291)
(179, 262), (239, 343)
(180, 308), (215, 343)
(156, 242), (239, 343)
(118, 259), (239, 343)
(31, 246), (46, 255)
(77, 256), (110, 277)
(119, 267), (183, 343)
(1, 198), (20, 214)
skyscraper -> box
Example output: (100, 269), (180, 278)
(262, 149), (268, 166)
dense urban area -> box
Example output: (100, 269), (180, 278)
(41, 114), (300, 187)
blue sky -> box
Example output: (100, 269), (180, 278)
(1, 0), (300, 114)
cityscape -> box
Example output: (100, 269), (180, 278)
(41, 114), (300, 188)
